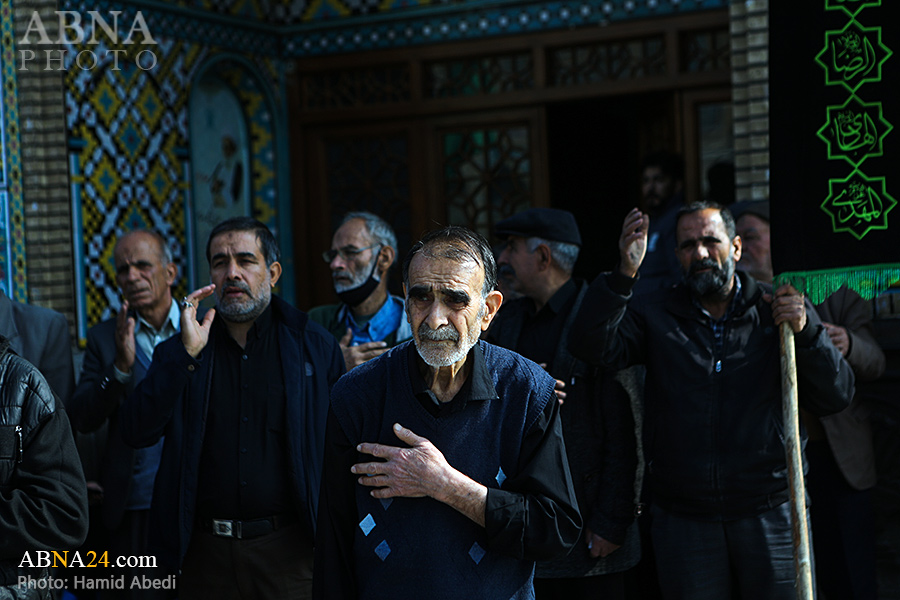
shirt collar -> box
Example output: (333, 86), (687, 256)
(247, 301), (274, 341)
(135, 298), (180, 336)
(544, 278), (577, 315)
(211, 299), (274, 341)
(407, 340), (498, 411)
(522, 278), (576, 319)
(339, 295), (404, 345)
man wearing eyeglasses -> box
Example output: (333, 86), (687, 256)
(309, 212), (412, 370)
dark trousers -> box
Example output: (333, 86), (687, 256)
(98, 509), (169, 600)
(651, 502), (800, 600)
(534, 572), (625, 599)
(178, 522), (313, 600)
(807, 440), (878, 600)
(625, 507), (662, 600)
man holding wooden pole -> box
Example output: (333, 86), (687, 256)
(568, 201), (855, 599)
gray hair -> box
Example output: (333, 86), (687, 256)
(402, 226), (497, 300)
(117, 230), (173, 265)
(341, 211), (398, 266)
(525, 237), (579, 275)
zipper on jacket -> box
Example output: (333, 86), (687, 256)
(15, 425), (22, 463)
(711, 321), (730, 510)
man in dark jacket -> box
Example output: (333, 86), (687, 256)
(121, 217), (345, 599)
(0, 335), (88, 598)
(0, 291), (74, 404)
(69, 230), (179, 598)
(485, 208), (640, 599)
(569, 202), (855, 600)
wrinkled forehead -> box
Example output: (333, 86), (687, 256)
(408, 251), (484, 293)
(676, 209), (728, 243)
(332, 218), (371, 248)
(210, 230), (264, 257)
(114, 232), (162, 264)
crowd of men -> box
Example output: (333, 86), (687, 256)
(0, 151), (885, 600)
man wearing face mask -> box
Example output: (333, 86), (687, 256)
(568, 201), (855, 600)
(309, 212), (412, 371)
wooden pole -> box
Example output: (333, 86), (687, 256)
(779, 321), (815, 600)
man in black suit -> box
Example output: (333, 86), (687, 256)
(69, 229), (179, 598)
(0, 288), (74, 402)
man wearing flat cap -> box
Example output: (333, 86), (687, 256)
(485, 207), (641, 600)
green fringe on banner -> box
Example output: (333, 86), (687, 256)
(774, 264), (900, 305)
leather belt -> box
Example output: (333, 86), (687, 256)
(200, 513), (297, 540)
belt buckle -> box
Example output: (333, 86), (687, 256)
(212, 519), (236, 538)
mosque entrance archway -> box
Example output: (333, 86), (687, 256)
(289, 9), (731, 309)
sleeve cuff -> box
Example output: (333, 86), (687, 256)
(608, 269), (637, 296)
(113, 365), (133, 383)
(586, 512), (629, 546)
(176, 343), (202, 373)
(794, 321), (820, 347)
(483, 488), (525, 546)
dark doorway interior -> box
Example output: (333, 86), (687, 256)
(547, 93), (671, 283)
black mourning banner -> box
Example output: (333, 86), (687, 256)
(769, 0), (900, 303)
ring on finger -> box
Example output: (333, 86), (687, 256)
(182, 296), (194, 309)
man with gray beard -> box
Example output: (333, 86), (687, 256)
(568, 201), (855, 600)
(121, 217), (345, 599)
(310, 212), (412, 371)
(313, 226), (581, 600)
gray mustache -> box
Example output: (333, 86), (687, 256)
(688, 259), (719, 276)
(418, 324), (459, 341)
(223, 281), (252, 294)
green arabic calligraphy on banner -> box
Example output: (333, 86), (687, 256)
(814, 2), (893, 240)
(821, 170), (896, 240)
(816, 23), (887, 93)
(770, 0), (899, 302)
(817, 97), (892, 167)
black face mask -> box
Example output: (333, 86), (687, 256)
(336, 258), (381, 307)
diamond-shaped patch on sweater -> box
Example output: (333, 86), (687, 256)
(495, 467), (507, 487)
(379, 497), (393, 511)
(359, 514), (375, 536)
(374, 540), (391, 561)
(469, 542), (486, 564)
